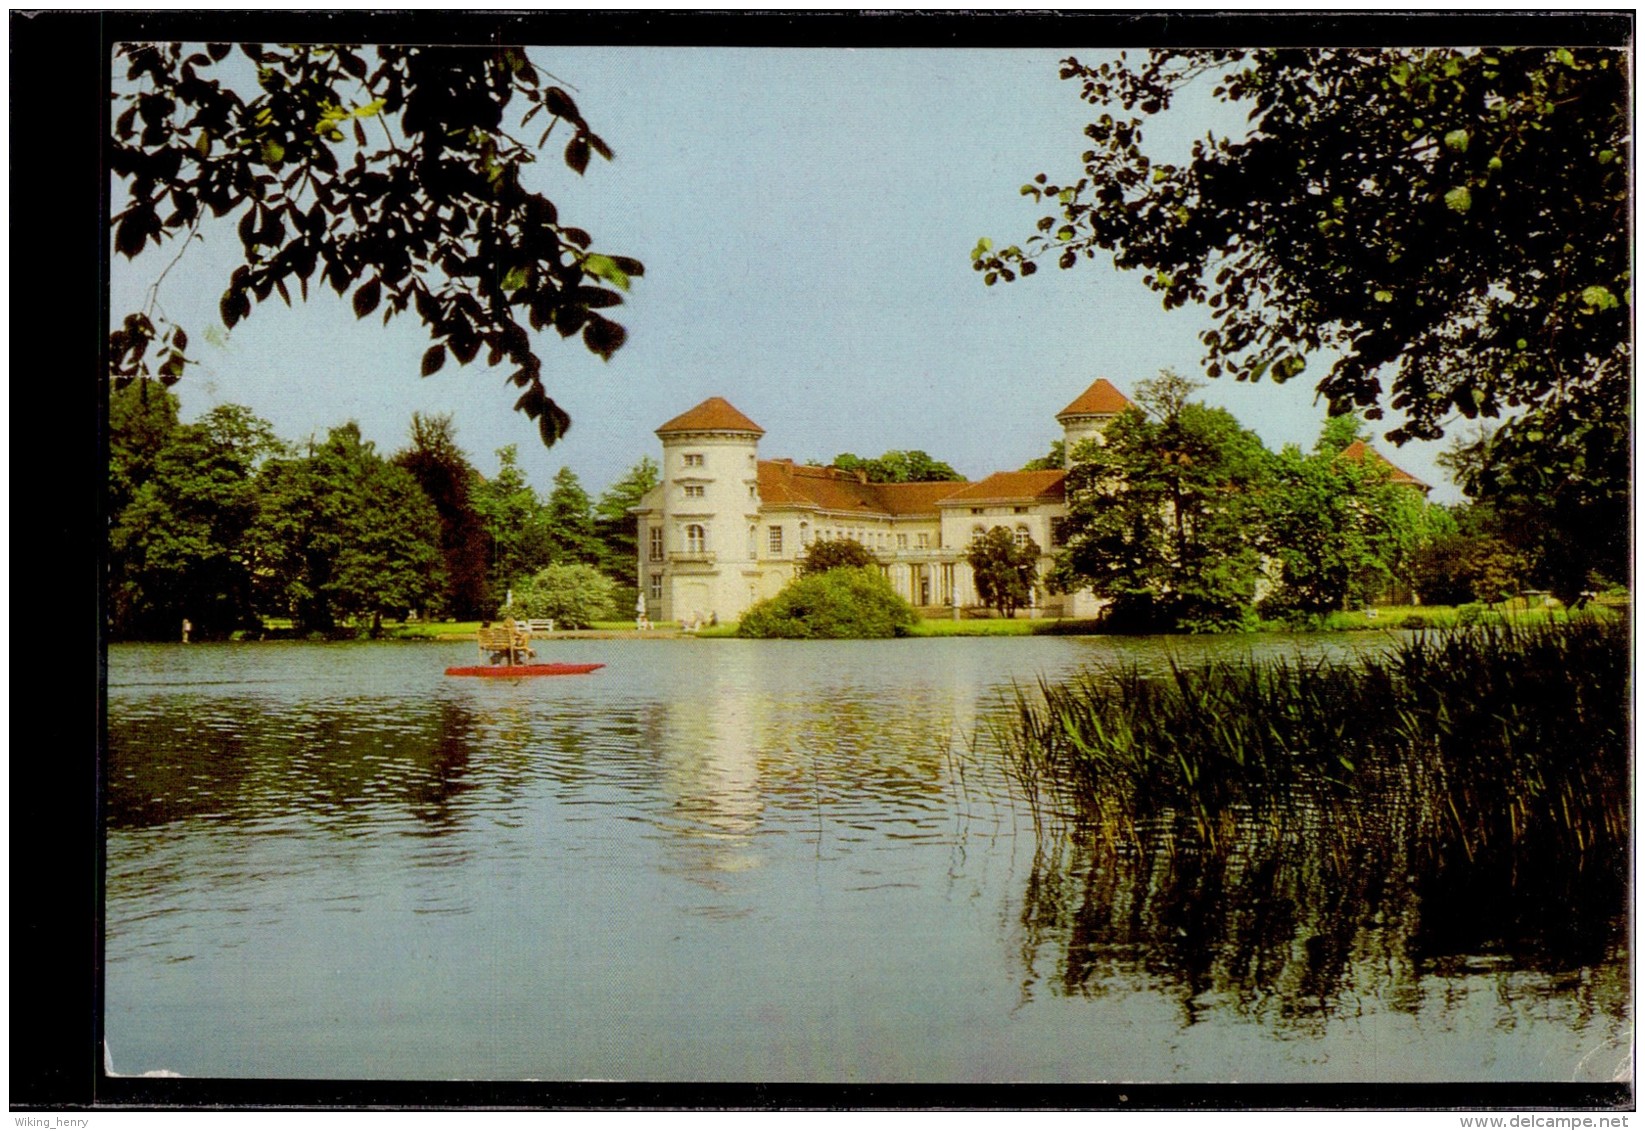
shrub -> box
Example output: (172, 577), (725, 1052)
(1455, 602), (1488, 627)
(509, 563), (617, 628)
(737, 567), (918, 639)
(1399, 613), (1430, 630)
(798, 537), (879, 576)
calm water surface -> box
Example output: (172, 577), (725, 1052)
(104, 635), (1630, 1082)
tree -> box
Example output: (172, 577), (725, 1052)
(248, 422), (445, 633)
(1439, 410), (1629, 607)
(1052, 371), (1270, 631)
(830, 450), (964, 483)
(109, 378), (183, 520)
(799, 537), (880, 576)
(109, 388), (281, 639)
(393, 412), (489, 619)
(1260, 415), (1457, 618)
(109, 42), (643, 447)
(975, 47), (1627, 484)
(966, 526), (1041, 618)
(593, 456), (661, 587)
(510, 562), (616, 628)
(737, 568), (918, 639)
(542, 466), (602, 565)
(471, 444), (553, 603)
(1257, 449), (1391, 619)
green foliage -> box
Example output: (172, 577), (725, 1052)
(980, 48), (1628, 456)
(1009, 618), (1628, 862)
(1313, 411), (1369, 457)
(509, 562), (617, 628)
(798, 537), (880, 576)
(1258, 449), (1391, 618)
(593, 456), (661, 587)
(1413, 501), (1537, 607)
(1053, 371), (1270, 632)
(109, 43), (643, 446)
(1440, 409), (1628, 607)
(830, 449), (964, 483)
(542, 466), (603, 565)
(392, 413), (488, 619)
(965, 526), (1041, 618)
(108, 387), (282, 639)
(247, 422), (445, 633)
(471, 444), (554, 603)
(737, 567), (918, 639)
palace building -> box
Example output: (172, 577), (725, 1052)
(632, 378), (1135, 625)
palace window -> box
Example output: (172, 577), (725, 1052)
(916, 532), (930, 549)
(1049, 517), (1069, 548)
(1013, 506), (1028, 514)
(800, 522), (811, 545)
(686, 524), (707, 553)
(972, 525), (987, 545)
(684, 485), (705, 499)
(769, 526), (784, 555)
(1015, 525), (1032, 549)
(683, 453), (704, 468)
(897, 533), (907, 549)
(649, 526), (664, 562)
(649, 573), (663, 601)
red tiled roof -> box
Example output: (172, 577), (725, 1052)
(1338, 440), (1431, 491)
(756, 460), (970, 517)
(1056, 378), (1134, 419)
(937, 470), (1067, 505)
(656, 397), (764, 436)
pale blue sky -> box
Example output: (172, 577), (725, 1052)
(110, 46), (1461, 502)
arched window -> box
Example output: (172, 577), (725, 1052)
(1015, 525), (1032, 549)
(686, 524), (707, 553)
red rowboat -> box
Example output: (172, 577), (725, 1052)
(445, 663), (605, 678)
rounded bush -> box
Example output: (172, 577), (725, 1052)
(737, 567), (918, 639)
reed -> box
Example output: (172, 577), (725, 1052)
(1005, 617), (1630, 865)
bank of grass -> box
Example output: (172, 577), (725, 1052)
(1005, 617), (1629, 864)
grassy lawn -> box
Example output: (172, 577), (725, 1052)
(236, 595), (1623, 642)
(909, 617), (1042, 637)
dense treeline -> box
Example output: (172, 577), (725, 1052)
(1046, 372), (1624, 633)
(107, 381), (657, 640)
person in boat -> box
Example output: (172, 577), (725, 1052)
(486, 617), (538, 665)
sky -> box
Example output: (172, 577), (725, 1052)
(109, 45), (1464, 503)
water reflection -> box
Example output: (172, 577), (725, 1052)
(106, 699), (482, 836)
(1014, 803), (1630, 1039)
(104, 639), (1627, 1083)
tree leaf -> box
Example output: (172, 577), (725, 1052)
(565, 135), (590, 175)
(538, 399), (572, 447)
(352, 277), (382, 318)
(544, 86), (579, 120)
(1443, 186), (1472, 213)
(421, 344), (447, 376)
(582, 253), (629, 291)
(114, 212), (148, 259)
(582, 315), (626, 360)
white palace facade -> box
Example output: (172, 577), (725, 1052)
(633, 378), (1136, 625)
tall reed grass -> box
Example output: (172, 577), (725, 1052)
(1006, 618), (1630, 866)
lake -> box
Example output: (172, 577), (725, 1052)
(104, 635), (1630, 1083)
